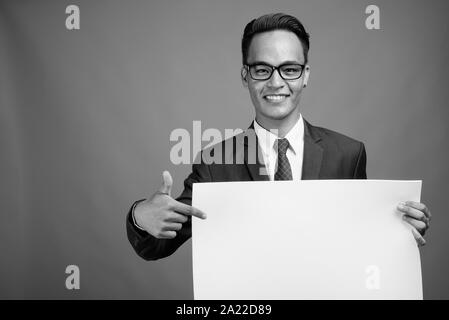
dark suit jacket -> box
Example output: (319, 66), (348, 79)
(126, 119), (367, 260)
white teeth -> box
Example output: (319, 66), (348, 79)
(265, 95), (287, 101)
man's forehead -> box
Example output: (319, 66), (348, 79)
(247, 30), (304, 64)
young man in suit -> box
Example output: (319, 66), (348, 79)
(126, 13), (431, 261)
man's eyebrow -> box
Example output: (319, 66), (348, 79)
(280, 60), (303, 65)
(247, 60), (304, 65)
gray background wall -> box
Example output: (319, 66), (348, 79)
(0, 0), (448, 299)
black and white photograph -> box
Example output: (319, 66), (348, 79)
(1, 0), (448, 304)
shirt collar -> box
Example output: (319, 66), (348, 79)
(253, 114), (304, 156)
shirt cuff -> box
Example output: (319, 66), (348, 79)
(131, 199), (147, 231)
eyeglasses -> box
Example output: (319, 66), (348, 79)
(245, 63), (305, 81)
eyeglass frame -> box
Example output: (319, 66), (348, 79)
(244, 62), (306, 81)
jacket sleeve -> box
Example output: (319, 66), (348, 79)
(126, 160), (212, 261)
(353, 142), (367, 179)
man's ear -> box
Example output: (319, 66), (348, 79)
(241, 66), (248, 88)
(302, 64), (311, 88)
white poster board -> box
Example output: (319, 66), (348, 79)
(192, 180), (422, 300)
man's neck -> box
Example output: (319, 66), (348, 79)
(255, 112), (301, 138)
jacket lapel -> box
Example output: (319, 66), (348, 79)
(245, 154), (270, 181)
(301, 119), (323, 180)
(240, 123), (269, 181)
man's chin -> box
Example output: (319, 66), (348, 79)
(260, 106), (294, 121)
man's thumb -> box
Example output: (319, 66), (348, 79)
(159, 170), (173, 196)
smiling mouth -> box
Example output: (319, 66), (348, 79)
(263, 94), (289, 102)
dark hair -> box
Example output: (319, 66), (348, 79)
(241, 13), (310, 65)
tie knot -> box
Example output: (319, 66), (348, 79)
(276, 138), (290, 155)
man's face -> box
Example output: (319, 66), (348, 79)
(242, 30), (310, 124)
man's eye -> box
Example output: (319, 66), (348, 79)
(255, 69), (269, 74)
(283, 68), (300, 74)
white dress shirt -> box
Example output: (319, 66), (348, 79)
(253, 115), (305, 181)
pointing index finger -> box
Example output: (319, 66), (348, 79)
(172, 200), (207, 219)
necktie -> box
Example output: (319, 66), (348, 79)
(274, 138), (293, 180)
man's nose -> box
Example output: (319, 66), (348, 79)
(266, 69), (285, 88)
